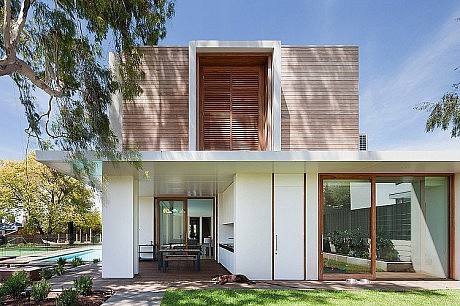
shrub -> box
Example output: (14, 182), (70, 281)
(93, 258), (101, 264)
(71, 257), (83, 267)
(40, 268), (54, 280)
(30, 279), (51, 301)
(56, 257), (67, 266)
(55, 288), (78, 306)
(376, 232), (400, 261)
(0, 271), (31, 298)
(74, 275), (93, 296)
(54, 265), (65, 276)
(328, 228), (370, 259)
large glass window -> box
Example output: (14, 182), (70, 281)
(376, 176), (449, 279)
(159, 200), (186, 246)
(320, 175), (450, 280)
(322, 179), (372, 276)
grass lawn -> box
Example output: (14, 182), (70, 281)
(161, 289), (460, 305)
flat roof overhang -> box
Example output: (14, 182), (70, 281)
(37, 150), (460, 197)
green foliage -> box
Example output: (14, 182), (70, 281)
(0, 271), (31, 298)
(323, 183), (351, 209)
(39, 268), (55, 280)
(328, 228), (370, 259)
(74, 275), (93, 296)
(0, 153), (99, 235)
(418, 89), (460, 138)
(56, 257), (67, 266)
(71, 257), (83, 267)
(93, 258), (100, 264)
(1, 0), (175, 183)
(30, 278), (51, 301)
(376, 232), (400, 262)
(55, 288), (78, 306)
(54, 265), (65, 276)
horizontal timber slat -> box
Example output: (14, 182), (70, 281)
(281, 46), (359, 150)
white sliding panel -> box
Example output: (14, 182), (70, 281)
(274, 174), (304, 280)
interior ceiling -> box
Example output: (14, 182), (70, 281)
(36, 150), (460, 198)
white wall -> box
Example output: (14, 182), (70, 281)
(234, 173), (272, 280)
(139, 197), (154, 260)
(102, 176), (134, 278)
(218, 183), (235, 243)
(133, 179), (139, 275)
(456, 173), (460, 280)
(306, 173), (318, 280)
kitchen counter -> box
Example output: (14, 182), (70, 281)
(219, 243), (234, 252)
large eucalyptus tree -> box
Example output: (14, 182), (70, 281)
(1, 0), (174, 179)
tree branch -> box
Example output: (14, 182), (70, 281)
(11, 0), (31, 49)
(15, 58), (64, 97)
(3, 0), (12, 51)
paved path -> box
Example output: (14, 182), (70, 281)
(46, 263), (460, 305)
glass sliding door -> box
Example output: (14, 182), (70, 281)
(320, 175), (451, 280)
(158, 200), (186, 246)
(322, 179), (372, 277)
(376, 176), (449, 279)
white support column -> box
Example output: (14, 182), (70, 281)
(271, 41), (282, 151)
(188, 41), (197, 150)
(133, 178), (139, 275)
(306, 173), (319, 280)
(102, 176), (135, 278)
(455, 173), (460, 280)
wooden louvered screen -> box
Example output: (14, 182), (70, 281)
(199, 62), (266, 151)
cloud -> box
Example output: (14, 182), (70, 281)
(361, 9), (460, 150)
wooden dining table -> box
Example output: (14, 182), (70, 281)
(157, 248), (202, 272)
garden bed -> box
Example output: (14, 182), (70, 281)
(1, 289), (113, 305)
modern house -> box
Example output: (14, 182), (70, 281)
(38, 40), (460, 281)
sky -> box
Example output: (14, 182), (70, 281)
(1, 0), (460, 160)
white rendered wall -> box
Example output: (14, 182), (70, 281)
(102, 176), (134, 278)
(133, 179), (139, 275)
(139, 197), (154, 244)
(306, 173), (319, 280)
(274, 174), (304, 280)
(455, 173), (460, 280)
(139, 197), (154, 259)
(234, 173), (272, 280)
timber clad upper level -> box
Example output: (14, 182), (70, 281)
(117, 42), (359, 152)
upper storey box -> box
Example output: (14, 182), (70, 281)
(110, 41), (359, 152)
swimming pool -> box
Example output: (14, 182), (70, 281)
(41, 248), (102, 262)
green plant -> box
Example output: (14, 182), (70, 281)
(54, 265), (65, 276)
(93, 258), (101, 264)
(328, 228), (370, 259)
(55, 288), (78, 306)
(376, 232), (400, 261)
(71, 257), (83, 267)
(57, 257), (67, 266)
(30, 279), (51, 302)
(0, 271), (31, 298)
(40, 268), (54, 280)
(74, 276), (93, 296)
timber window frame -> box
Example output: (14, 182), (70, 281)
(197, 53), (271, 151)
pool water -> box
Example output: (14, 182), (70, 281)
(42, 248), (102, 262)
